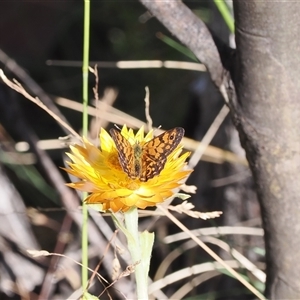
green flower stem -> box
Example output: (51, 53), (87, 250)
(124, 207), (154, 300)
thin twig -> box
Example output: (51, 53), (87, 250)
(144, 86), (153, 131)
(89, 65), (99, 101)
(27, 250), (107, 282)
(90, 64), (101, 139)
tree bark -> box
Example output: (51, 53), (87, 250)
(140, 0), (300, 298)
(233, 2), (300, 298)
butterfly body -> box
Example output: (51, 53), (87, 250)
(132, 143), (143, 178)
(110, 127), (184, 182)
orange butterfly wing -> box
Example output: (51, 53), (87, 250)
(110, 128), (137, 179)
(110, 127), (184, 182)
(140, 127), (184, 181)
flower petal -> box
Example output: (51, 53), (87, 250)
(63, 125), (192, 212)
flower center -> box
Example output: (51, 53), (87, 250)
(126, 181), (140, 191)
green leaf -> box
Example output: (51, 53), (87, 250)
(82, 292), (100, 300)
(112, 211), (136, 246)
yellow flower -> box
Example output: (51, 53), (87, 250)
(63, 125), (191, 212)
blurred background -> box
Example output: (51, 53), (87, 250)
(0, 1), (263, 299)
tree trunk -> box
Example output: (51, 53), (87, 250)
(233, 2), (300, 298)
(140, 0), (300, 298)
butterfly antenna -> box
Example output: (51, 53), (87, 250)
(113, 124), (122, 131)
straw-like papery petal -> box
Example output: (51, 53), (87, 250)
(63, 126), (192, 212)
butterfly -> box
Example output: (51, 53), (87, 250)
(109, 127), (184, 182)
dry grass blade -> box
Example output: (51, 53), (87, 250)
(47, 59), (206, 71)
(55, 96), (247, 165)
(188, 104), (230, 169)
(0, 69), (82, 141)
(149, 260), (241, 295)
(157, 205), (266, 300)
(164, 226), (264, 244)
(199, 236), (266, 283)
